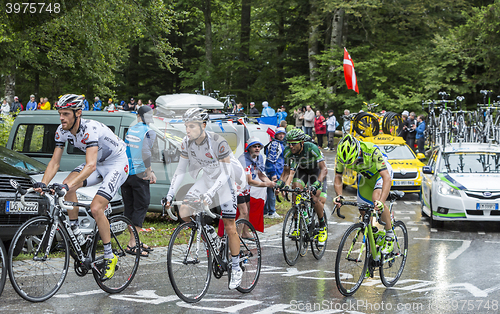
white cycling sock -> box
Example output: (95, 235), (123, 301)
(103, 242), (113, 259)
(231, 254), (240, 271)
(385, 229), (395, 239)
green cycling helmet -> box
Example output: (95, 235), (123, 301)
(286, 128), (306, 142)
(337, 134), (360, 165)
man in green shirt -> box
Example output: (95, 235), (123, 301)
(333, 134), (394, 254)
(277, 129), (328, 245)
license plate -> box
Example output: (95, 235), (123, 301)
(476, 203), (499, 210)
(6, 201), (39, 213)
(110, 221), (128, 233)
(392, 181), (414, 186)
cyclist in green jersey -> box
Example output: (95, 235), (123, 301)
(333, 134), (394, 254)
(276, 129), (328, 245)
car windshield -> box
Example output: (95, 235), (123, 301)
(0, 146), (47, 175)
(440, 152), (500, 173)
(379, 145), (415, 160)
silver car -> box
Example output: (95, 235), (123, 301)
(421, 143), (500, 228)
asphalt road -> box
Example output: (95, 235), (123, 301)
(1, 151), (500, 313)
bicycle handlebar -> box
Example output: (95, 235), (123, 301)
(333, 200), (386, 225)
(169, 200), (217, 220)
(21, 187), (74, 211)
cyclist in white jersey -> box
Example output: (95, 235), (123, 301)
(164, 108), (246, 290)
(33, 94), (128, 281)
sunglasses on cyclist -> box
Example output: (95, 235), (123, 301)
(288, 142), (301, 146)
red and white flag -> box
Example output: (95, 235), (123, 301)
(343, 47), (359, 93)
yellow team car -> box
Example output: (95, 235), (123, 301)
(341, 135), (426, 195)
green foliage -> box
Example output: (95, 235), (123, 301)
(0, 115), (15, 146)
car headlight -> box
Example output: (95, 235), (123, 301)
(437, 180), (461, 196)
(76, 192), (93, 202)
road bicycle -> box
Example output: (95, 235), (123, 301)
(334, 191), (408, 296)
(7, 181), (140, 302)
(279, 187), (328, 266)
(164, 198), (261, 303)
(0, 240), (6, 297)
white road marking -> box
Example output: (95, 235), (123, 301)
(404, 201), (421, 205)
(413, 238), (471, 259)
(410, 227), (419, 231)
(395, 210), (416, 214)
(478, 231), (486, 235)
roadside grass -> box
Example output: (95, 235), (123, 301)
(137, 199), (292, 248)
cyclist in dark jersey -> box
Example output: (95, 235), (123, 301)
(276, 129), (328, 245)
(333, 134), (394, 254)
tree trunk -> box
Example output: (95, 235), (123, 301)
(331, 8), (345, 48)
(4, 64), (15, 104)
(238, 0), (251, 101)
(34, 72), (39, 99)
(276, 6), (285, 107)
(203, 0), (212, 67)
(308, 0), (319, 82)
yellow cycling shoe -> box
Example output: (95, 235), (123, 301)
(101, 254), (118, 281)
(290, 229), (300, 239)
(317, 227), (327, 246)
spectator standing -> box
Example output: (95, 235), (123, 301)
(105, 98), (116, 111)
(264, 128), (286, 218)
(261, 101), (276, 117)
(233, 103), (244, 114)
(121, 106), (157, 257)
(40, 97), (51, 110)
(93, 97), (102, 111)
(135, 99), (143, 111)
(401, 110), (409, 141)
(26, 94), (37, 110)
(416, 115), (426, 154)
(1, 99), (10, 115)
(326, 110), (337, 151)
(124, 98), (136, 111)
(314, 110), (327, 148)
(342, 109), (351, 135)
(37, 97), (43, 110)
(237, 138), (274, 237)
(82, 95), (90, 111)
(249, 102), (259, 115)
(293, 107), (305, 130)
(277, 105), (288, 125)
(148, 99), (155, 110)
(406, 111), (417, 151)
(10, 96), (22, 114)
(303, 105), (315, 137)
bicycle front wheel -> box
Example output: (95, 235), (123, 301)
(92, 215), (140, 293)
(8, 216), (69, 302)
(380, 221), (408, 287)
(311, 209), (327, 260)
(335, 223), (368, 297)
(235, 219), (261, 293)
(167, 221), (212, 303)
(282, 207), (302, 266)
(0, 239), (6, 297)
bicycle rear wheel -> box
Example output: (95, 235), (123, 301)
(92, 215), (140, 293)
(335, 223), (368, 296)
(311, 209), (327, 260)
(380, 221), (408, 287)
(282, 207), (302, 266)
(167, 221), (212, 303)
(8, 216), (69, 302)
(0, 239), (6, 297)
(235, 219), (261, 293)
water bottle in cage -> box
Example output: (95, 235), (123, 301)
(206, 225), (220, 249)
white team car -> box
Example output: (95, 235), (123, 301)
(421, 143), (500, 228)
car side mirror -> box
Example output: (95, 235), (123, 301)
(416, 153), (426, 161)
(422, 166), (433, 174)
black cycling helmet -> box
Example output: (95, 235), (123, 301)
(138, 105), (153, 124)
(183, 108), (209, 123)
(55, 94), (85, 110)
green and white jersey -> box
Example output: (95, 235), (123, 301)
(284, 142), (324, 170)
(335, 141), (389, 179)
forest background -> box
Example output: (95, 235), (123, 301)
(1, 0), (500, 116)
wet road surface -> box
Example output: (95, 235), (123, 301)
(1, 152), (500, 313)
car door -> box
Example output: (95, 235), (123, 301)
(422, 149), (438, 210)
